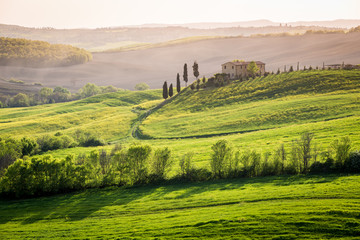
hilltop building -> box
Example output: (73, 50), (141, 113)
(222, 60), (265, 79)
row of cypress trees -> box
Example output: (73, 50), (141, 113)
(162, 61), (199, 99)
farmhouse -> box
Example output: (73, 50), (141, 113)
(222, 60), (265, 79)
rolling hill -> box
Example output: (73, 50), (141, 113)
(1, 69), (360, 239)
(1, 69), (359, 168)
(0, 32), (359, 91)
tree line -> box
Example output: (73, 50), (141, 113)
(0, 37), (92, 67)
(1, 132), (359, 198)
(162, 61), (199, 99)
(0, 130), (105, 171)
(0, 83), (120, 108)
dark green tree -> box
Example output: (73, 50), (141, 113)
(289, 66), (294, 72)
(176, 73), (181, 93)
(183, 63), (188, 86)
(276, 68), (280, 74)
(162, 81), (168, 99)
(192, 61), (199, 80)
(169, 83), (173, 97)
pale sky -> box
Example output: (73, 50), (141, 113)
(0, 0), (359, 29)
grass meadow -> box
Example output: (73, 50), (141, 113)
(1, 174), (359, 239)
(1, 70), (360, 238)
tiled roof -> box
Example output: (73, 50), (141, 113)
(222, 61), (265, 66)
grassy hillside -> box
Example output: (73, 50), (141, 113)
(41, 70), (360, 172)
(0, 37), (92, 67)
(0, 89), (161, 142)
(141, 70), (360, 140)
(1, 174), (359, 239)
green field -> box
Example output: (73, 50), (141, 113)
(1, 69), (360, 238)
(1, 174), (360, 239)
(0, 89), (162, 142)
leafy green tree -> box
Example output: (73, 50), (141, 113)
(210, 140), (233, 178)
(20, 137), (38, 156)
(168, 83), (173, 97)
(113, 149), (130, 185)
(331, 137), (352, 168)
(151, 147), (172, 179)
(297, 132), (314, 173)
(79, 83), (100, 98)
(162, 81), (168, 99)
(100, 85), (118, 93)
(127, 144), (152, 184)
(179, 152), (194, 177)
(183, 63), (188, 86)
(0, 138), (21, 170)
(9, 93), (30, 107)
(134, 82), (150, 91)
(247, 61), (259, 77)
(53, 86), (71, 102)
(192, 61), (199, 80)
(39, 87), (53, 103)
(176, 73), (181, 93)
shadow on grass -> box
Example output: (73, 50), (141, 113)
(0, 174), (343, 225)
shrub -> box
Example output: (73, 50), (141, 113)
(8, 93), (30, 107)
(0, 155), (88, 198)
(127, 144), (152, 184)
(134, 83), (150, 91)
(344, 151), (360, 173)
(150, 147), (172, 180)
(81, 136), (105, 147)
(0, 138), (21, 171)
(210, 140), (232, 178)
(331, 137), (352, 168)
(20, 137), (38, 156)
(179, 152), (194, 178)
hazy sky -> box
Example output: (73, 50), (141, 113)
(0, 0), (359, 29)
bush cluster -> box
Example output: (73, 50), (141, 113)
(0, 83), (120, 108)
(1, 133), (359, 199)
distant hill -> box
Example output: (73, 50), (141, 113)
(0, 37), (92, 68)
(131, 19), (360, 29)
(0, 32), (359, 91)
(0, 23), (348, 52)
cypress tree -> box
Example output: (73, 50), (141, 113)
(289, 66), (294, 72)
(176, 73), (181, 93)
(162, 81), (168, 99)
(169, 83), (173, 97)
(276, 68), (280, 74)
(192, 61), (199, 80)
(183, 63), (188, 87)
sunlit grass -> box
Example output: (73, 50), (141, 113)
(0, 89), (162, 141)
(1, 174), (359, 239)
